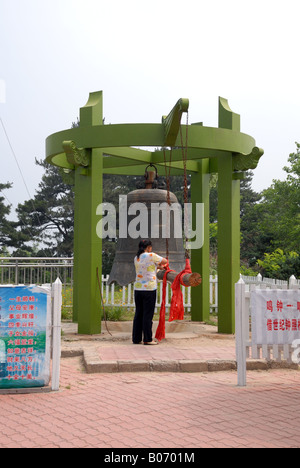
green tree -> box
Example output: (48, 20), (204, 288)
(240, 171), (271, 268)
(253, 143), (300, 279)
(16, 160), (75, 256)
(257, 143), (300, 253)
(0, 182), (22, 254)
(207, 171), (266, 272)
(257, 249), (300, 280)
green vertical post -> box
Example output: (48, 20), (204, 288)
(217, 155), (240, 333)
(72, 175), (79, 324)
(217, 97), (241, 334)
(73, 92), (103, 334)
(191, 159), (210, 322)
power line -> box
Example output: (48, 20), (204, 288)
(0, 117), (41, 226)
(0, 118), (33, 201)
(0, 187), (13, 208)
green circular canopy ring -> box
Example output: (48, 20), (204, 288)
(45, 92), (263, 175)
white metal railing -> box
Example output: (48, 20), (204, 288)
(0, 257), (73, 287)
(240, 273), (299, 291)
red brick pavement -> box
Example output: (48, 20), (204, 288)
(0, 356), (300, 448)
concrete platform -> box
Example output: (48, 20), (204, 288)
(61, 321), (298, 374)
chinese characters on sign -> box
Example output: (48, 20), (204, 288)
(251, 289), (300, 345)
(0, 286), (51, 389)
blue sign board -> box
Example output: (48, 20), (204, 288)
(0, 285), (51, 389)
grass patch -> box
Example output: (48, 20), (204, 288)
(61, 287), (73, 321)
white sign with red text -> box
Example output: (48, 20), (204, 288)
(251, 289), (300, 345)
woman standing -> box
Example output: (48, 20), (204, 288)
(132, 240), (167, 345)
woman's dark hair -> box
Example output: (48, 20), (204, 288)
(137, 239), (152, 259)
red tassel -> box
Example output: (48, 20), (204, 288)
(169, 259), (191, 322)
(155, 259), (191, 341)
(155, 264), (173, 342)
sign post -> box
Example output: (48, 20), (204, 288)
(51, 278), (62, 391)
(235, 279), (247, 386)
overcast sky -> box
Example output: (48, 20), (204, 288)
(0, 0), (299, 216)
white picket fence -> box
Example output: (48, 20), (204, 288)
(0, 258), (299, 313)
(101, 275), (193, 312)
(235, 276), (300, 386)
(102, 273), (299, 313)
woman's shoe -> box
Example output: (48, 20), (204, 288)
(144, 341), (158, 345)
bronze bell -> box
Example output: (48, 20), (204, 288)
(108, 165), (186, 286)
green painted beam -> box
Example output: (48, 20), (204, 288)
(103, 156), (146, 169)
(216, 98), (242, 334)
(73, 153), (103, 334)
(46, 125), (256, 171)
(217, 155), (241, 334)
(191, 160), (210, 323)
(102, 164), (189, 176)
(73, 93), (103, 335)
(102, 146), (153, 164)
(96, 149), (200, 173)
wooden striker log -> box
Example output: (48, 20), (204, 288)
(157, 269), (202, 287)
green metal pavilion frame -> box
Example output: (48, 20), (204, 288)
(45, 91), (263, 335)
